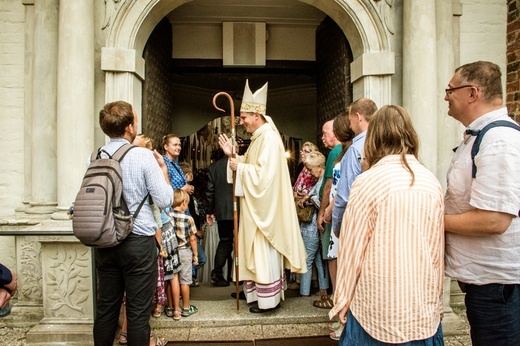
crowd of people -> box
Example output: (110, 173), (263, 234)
(2, 60), (513, 346)
(288, 60), (520, 346)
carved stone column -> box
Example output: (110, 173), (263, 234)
(436, 0), (462, 183)
(13, 235), (43, 322)
(29, 0), (58, 213)
(26, 221), (94, 345)
(436, 0), (468, 336)
(25, 0), (96, 342)
(19, 1), (35, 213)
(350, 52), (394, 108)
(402, 0), (438, 172)
(102, 47), (145, 120)
(54, 0), (95, 219)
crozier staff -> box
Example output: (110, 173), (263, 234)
(213, 91), (240, 309)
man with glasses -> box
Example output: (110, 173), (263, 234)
(444, 61), (520, 345)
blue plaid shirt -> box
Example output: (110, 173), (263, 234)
(163, 155), (186, 189)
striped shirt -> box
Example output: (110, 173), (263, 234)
(329, 155), (444, 343)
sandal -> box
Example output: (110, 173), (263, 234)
(150, 336), (168, 346)
(330, 324), (344, 341)
(152, 304), (164, 318)
(328, 321), (341, 331)
(118, 331), (128, 345)
(173, 310), (181, 320)
(314, 289), (328, 298)
(321, 293), (334, 301)
(181, 304), (198, 317)
(165, 306), (174, 317)
(313, 297), (334, 309)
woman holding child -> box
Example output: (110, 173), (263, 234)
(297, 151), (329, 298)
(159, 135), (198, 320)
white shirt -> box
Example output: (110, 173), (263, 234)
(445, 107), (520, 284)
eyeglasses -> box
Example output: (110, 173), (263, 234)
(445, 85), (476, 96)
(300, 149), (311, 153)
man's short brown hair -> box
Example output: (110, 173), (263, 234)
(349, 98), (378, 122)
(456, 61), (502, 103)
(99, 101), (134, 138)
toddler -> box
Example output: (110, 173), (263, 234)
(169, 189), (199, 317)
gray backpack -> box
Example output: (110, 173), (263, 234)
(72, 143), (148, 248)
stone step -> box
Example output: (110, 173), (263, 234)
(449, 278), (466, 307)
(147, 284), (331, 342)
(6, 281), (469, 345)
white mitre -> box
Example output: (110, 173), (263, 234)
(240, 79), (268, 116)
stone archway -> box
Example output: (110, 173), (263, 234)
(101, 0), (395, 113)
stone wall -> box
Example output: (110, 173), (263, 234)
(459, 0), (508, 93)
(0, 1), (25, 216)
(315, 16), (353, 149)
(507, 0), (520, 122)
(142, 18), (176, 151)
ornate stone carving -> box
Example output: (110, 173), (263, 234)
(373, 0), (395, 35)
(20, 240), (43, 301)
(45, 247), (91, 318)
(102, 0), (125, 30)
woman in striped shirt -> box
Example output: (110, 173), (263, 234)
(330, 105), (445, 345)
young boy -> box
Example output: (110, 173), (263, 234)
(170, 189), (199, 317)
(179, 162), (207, 287)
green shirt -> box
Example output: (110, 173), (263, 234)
(319, 144), (342, 200)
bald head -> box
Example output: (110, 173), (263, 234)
(321, 120), (339, 149)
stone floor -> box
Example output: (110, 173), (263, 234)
(0, 323), (472, 346)
(0, 283), (472, 345)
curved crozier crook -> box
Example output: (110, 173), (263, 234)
(212, 91), (234, 116)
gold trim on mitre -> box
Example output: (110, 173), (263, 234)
(240, 79), (268, 116)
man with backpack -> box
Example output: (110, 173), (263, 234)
(444, 61), (520, 345)
(93, 101), (172, 346)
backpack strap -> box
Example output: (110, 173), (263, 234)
(133, 193), (150, 218)
(111, 143), (137, 162)
(91, 145), (132, 161)
(470, 120), (520, 178)
(91, 148), (102, 161)
(110, 143), (150, 219)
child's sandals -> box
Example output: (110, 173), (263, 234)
(173, 310), (181, 320)
(181, 305), (198, 317)
(165, 306), (174, 317)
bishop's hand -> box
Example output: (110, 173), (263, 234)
(218, 134), (233, 157)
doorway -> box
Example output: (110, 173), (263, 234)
(141, 1), (353, 167)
